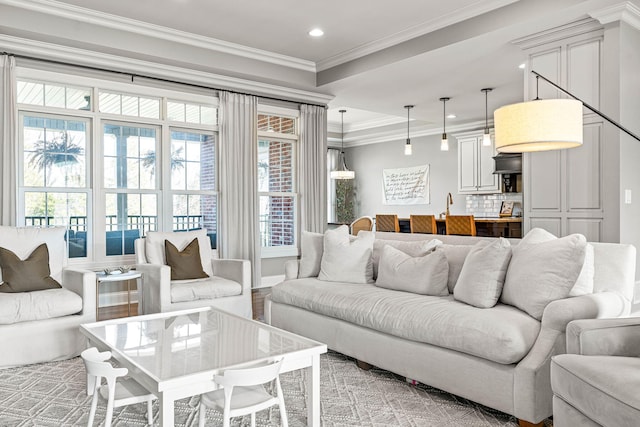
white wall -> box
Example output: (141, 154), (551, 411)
(345, 133), (468, 219)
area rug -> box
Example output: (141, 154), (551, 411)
(0, 351), (552, 426)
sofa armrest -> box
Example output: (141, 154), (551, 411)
(541, 291), (630, 333)
(513, 291), (630, 421)
(135, 263), (171, 314)
(212, 258), (251, 293)
(284, 260), (299, 281)
(62, 267), (97, 317)
(566, 317), (640, 356)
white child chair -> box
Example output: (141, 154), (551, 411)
(81, 347), (156, 427)
(198, 358), (288, 427)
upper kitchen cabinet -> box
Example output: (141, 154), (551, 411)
(456, 131), (500, 194)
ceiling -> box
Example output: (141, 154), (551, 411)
(3, 0), (622, 144)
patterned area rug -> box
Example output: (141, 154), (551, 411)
(0, 351), (552, 426)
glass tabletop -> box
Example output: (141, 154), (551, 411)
(81, 308), (324, 383)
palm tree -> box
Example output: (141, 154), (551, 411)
(29, 130), (83, 170)
(142, 146), (185, 174)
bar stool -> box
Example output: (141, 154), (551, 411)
(409, 215), (437, 234)
(375, 214), (400, 232)
(445, 215), (476, 236)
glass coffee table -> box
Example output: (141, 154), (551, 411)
(80, 307), (327, 426)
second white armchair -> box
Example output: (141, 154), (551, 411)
(135, 229), (252, 318)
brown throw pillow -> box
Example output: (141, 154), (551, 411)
(0, 243), (62, 293)
(165, 238), (209, 281)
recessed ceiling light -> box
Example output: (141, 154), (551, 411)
(518, 63), (526, 69)
(447, 114), (456, 119)
(309, 28), (324, 37)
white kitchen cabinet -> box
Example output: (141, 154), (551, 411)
(456, 131), (500, 194)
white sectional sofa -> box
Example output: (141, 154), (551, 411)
(0, 226), (96, 369)
(265, 230), (636, 425)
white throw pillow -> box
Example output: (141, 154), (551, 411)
(372, 238), (442, 279)
(0, 226), (67, 284)
(318, 227), (374, 284)
(453, 238), (512, 308)
(508, 228), (594, 296)
(501, 228), (588, 320)
(145, 229), (214, 277)
(435, 244), (481, 293)
(375, 245), (449, 296)
(298, 231), (324, 278)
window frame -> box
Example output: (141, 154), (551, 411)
(257, 105), (299, 259)
(16, 67), (220, 267)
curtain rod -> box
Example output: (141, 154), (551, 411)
(2, 52), (327, 109)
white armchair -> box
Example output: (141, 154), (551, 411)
(0, 226), (96, 369)
(551, 317), (640, 427)
(134, 229), (252, 318)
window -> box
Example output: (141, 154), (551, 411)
(257, 110), (298, 256)
(20, 114), (90, 258)
(170, 130), (217, 249)
(17, 71), (218, 264)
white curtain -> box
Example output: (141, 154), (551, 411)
(298, 104), (327, 233)
(0, 55), (16, 226)
(327, 148), (340, 223)
(218, 92), (260, 287)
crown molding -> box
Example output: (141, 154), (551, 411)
(1, 0), (316, 73)
(329, 120), (488, 148)
(590, 1), (640, 31)
(317, 0), (519, 71)
(327, 116), (407, 134)
(511, 17), (603, 50)
(0, 34), (334, 105)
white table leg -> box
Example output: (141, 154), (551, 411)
(306, 354), (321, 426)
(159, 392), (175, 427)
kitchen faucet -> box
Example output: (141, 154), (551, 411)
(446, 193), (453, 216)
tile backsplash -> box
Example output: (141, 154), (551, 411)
(466, 193), (523, 217)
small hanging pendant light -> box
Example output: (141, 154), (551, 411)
(330, 109), (355, 180)
(482, 88), (493, 146)
(404, 105), (414, 155)
(440, 97), (450, 151)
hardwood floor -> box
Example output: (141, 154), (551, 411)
(97, 303), (138, 321)
(98, 289), (271, 322)
(252, 288), (272, 321)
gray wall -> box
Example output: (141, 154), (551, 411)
(616, 21), (640, 292)
(345, 133), (469, 219)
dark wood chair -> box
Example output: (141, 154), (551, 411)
(375, 214), (400, 232)
(445, 215), (476, 236)
(410, 215), (437, 234)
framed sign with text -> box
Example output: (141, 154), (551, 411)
(382, 164), (430, 205)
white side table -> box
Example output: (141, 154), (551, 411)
(95, 271), (143, 321)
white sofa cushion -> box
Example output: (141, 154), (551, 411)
(319, 227), (374, 284)
(272, 278), (540, 364)
(0, 226), (66, 284)
(170, 277), (242, 303)
(454, 238), (512, 308)
(375, 246), (449, 296)
(145, 229), (214, 277)
(298, 231), (324, 278)
(0, 288), (82, 325)
(372, 238), (442, 279)
(501, 228), (588, 320)
(435, 244), (475, 293)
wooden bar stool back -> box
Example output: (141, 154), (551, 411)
(409, 215), (437, 234)
(445, 215), (477, 236)
(375, 214), (400, 232)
